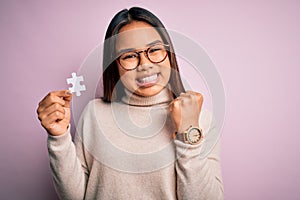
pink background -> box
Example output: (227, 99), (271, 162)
(1, 0), (299, 199)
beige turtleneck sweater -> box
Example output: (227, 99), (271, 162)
(47, 88), (224, 200)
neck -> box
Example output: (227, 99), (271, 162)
(121, 87), (173, 107)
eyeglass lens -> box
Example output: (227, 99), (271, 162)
(119, 44), (168, 70)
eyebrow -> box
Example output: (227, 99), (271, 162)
(117, 40), (163, 55)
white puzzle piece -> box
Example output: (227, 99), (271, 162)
(66, 72), (86, 96)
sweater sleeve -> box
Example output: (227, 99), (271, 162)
(174, 112), (224, 200)
(47, 126), (89, 200)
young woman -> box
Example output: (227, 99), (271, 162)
(37, 7), (224, 200)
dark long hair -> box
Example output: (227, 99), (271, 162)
(102, 7), (185, 102)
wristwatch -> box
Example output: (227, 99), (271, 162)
(176, 126), (203, 145)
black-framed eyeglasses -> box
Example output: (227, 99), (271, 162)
(117, 43), (169, 71)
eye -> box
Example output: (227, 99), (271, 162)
(149, 47), (163, 54)
(121, 53), (138, 60)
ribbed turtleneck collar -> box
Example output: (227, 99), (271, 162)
(121, 87), (174, 107)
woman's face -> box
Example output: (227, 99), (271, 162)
(115, 21), (171, 97)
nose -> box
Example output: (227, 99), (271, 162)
(137, 51), (153, 72)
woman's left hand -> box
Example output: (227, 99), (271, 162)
(169, 91), (203, 133)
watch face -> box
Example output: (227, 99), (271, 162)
(187, 128), (201, 144)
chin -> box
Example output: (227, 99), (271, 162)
(135, 85), (164, 97)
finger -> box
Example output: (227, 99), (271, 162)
(38, 94), (65, 109)
(49, 90), (73, 98)
(186, 92), (197, 102)
(38, 90), (72, 112)
(169, 98), (180, 111)
(39, 91), (67, 106)
(38, 103), (65, 121)
(186, 90), (198, 94)
(169, 100), (176, 111)
(194, 93), (203, 104)
(41, 110), (66, 126)
(186, 90), (203, 99)
(189, 92), (203, 109)
(179, 92), (193, 99)
(186, 91), (204, 104)
(173, 98), (181, 107)
(178, 93), (190, 102)
(179, 92), (187, 97)
(63, 92), (73, 108)
(177, 94), (192, 105)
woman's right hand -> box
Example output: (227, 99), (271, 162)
(37, 90), (73, 136)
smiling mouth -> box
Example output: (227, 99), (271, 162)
(136, 73), (159, 87)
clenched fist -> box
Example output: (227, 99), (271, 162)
(37, 90), (73, 136)
(169, 91), (203, 133)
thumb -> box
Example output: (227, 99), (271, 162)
(63, 90), (73, 108)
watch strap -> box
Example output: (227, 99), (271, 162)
(175, 126), (203, 145)
(175, 132), (186, 142)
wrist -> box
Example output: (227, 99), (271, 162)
(175, 125), (203, 145)
(177, 121), (199, 133)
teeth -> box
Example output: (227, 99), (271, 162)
(137, 74), (158, 83)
